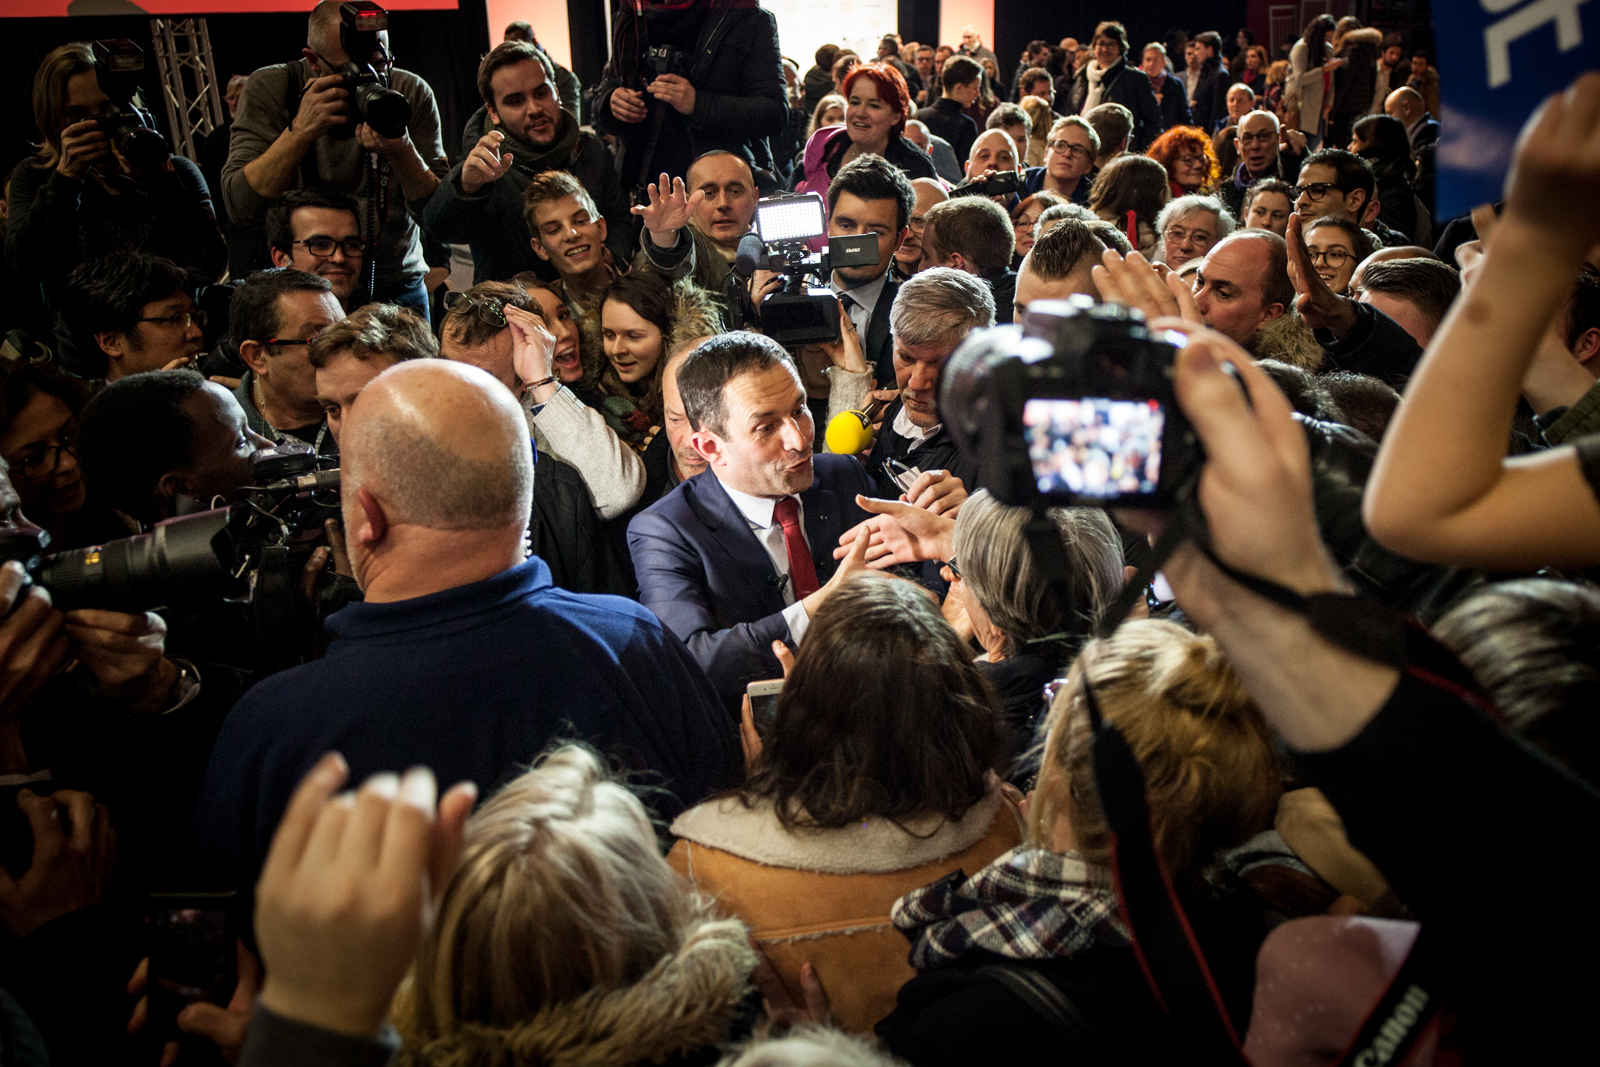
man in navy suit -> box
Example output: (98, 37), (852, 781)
(628, 331), (878, 711)
(1385, 87), (1439, 159)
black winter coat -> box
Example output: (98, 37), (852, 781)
(595, 3), (788, 187)
(1189, 55), (1232, 134)
(1064, 59), (1164, 152)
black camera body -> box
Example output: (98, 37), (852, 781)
(739, 193), (881, 346)
(951, 170), (1022, 199)
(328, 1), (411, 139)
(90, 40), (171, 173)
(0, 442), (340, 615)
(646, 44), (690, 78)
(940, 297), (1200, 509)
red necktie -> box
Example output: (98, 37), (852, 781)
(773, 497), (819, 599)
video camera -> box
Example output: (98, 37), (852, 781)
(940, 296), (1200, 509)
(735, 192), (880, 346)
(0, 442), (340, 615)
(90, 40), (171, 173)
(329, 1), (411, 139)
(950, 170), (1022, 199)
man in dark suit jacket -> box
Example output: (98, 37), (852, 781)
(1188, 32), (1233, 136)
(629, 333), (877, 711)
(823, 155), (915, 390)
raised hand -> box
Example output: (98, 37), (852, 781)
(811, 297), (870, 373)
(503, 304), (560, 402)
(1504, 72), (1600, 248)
(460, 129), (514, 195)
(1091, 248), (1201, 324)
(631, 172), (704, 248)
(255, 753), (477, 1037)
(1285, 213), (1357, 339)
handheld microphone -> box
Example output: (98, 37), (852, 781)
(734, 233), (766, 278)
(824, 395), (890, 455)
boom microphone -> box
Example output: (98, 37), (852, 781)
(734, 233), (766, 278)
(824, 395), (891, 456)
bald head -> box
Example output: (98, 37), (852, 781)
(1385, 87), (1425, 124)
(344, 360), (532, 531)
(308, 0), (341, 53)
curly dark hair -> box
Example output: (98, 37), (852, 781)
(740, 576), (1001, 830)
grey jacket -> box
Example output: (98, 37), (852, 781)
(222, 60), (448, 293)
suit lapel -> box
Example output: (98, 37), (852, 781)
(801, 483), (842, 584)
(687, 473), (788, 616)
(865, 279), (898, 388)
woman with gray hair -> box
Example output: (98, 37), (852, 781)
(948, 491), (1126, 752)
(1154, 193), (1235, 270)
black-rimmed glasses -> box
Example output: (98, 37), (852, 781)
(294, 236), (366, 257)
(137, 309), (207, 329)
(6, 426), (77, 481)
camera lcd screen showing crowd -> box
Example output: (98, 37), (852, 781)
(4, 3), (1600, 1066)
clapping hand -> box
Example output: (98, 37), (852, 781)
(255, 754), (476, 1038)
(460, 130), (514, 195)
(1091, 248), (1201, 324)
(631, 172), (704, 248)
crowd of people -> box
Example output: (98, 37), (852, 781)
(2, 0), (1598, 1064)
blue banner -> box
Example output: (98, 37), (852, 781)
(1434, 0), (1600, 219)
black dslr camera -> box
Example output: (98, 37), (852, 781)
(940, 297), (1200, 508)
(737, 193), (880, 346)
(951, 170), (1022, 199)
(328, 1), (411, 139)
(0, 442), (340, 615)
(90, 40), (171, 173)
(646, 44), (690, 78)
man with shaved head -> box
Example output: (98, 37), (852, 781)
(192, 358), (739, 907)
(1384, 86), (1438, 157)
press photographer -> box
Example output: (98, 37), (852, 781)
(222, 1), (447, 316)
(7, 40), (227, 373)
(594, 0), (788, 192)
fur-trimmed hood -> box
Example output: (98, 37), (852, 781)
(670, 777), (1011, 875)
(1250, 309), (1324, 372)
(574, 274), (726, 394)
(394, 919), (755, 1067)
(1338, 27), (1384, 50)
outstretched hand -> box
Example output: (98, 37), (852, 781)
(460, 130), (515, 195)
(836, 495), (956, 569)
(1091, 248), (1201, 324)
(631, 172), (704, 248)
(1285, 214), (1357, 339)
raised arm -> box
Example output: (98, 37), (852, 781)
(1364, 74), (1600, 569)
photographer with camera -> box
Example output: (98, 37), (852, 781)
(594, 0), (789, 192)
(421, 41), (633, 287)
(223, 1), (447, 317)
(7, 42), (227, 371)
(230, 269), (346, 456)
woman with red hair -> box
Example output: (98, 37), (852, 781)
(1147, 125), (1220, 197)
(794, 61), (937, 193)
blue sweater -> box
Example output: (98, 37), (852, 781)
(189, 558), (739, 895)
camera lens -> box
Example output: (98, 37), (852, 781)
(37, 507), (247, 613)
(355, 83), (411, 139)
(118, 125), (171, 173)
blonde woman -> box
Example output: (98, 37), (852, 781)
(1017, 95), (1054, 167)
(393, 745), (757, 1066)
(878, 621), (1284, 1061)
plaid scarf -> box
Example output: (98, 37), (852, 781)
(892, 846), (1127, 971)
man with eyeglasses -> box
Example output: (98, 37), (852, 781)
(65, 253), (207, 383)
(1290, 149), (1409, 248)
(222, 0), (447, 317)
(1219, 110), (1306, 220)
(265, 188), (365, 308)
(1022, 116), (1100, 206)
(893, 177), (948, 281)
(228, 268), (345, 457)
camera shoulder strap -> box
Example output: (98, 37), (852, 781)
(283, 61), (323, 191)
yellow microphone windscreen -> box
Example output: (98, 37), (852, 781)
(825, 409), (874, 455)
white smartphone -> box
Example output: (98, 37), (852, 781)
(746, 678), (785, 733)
